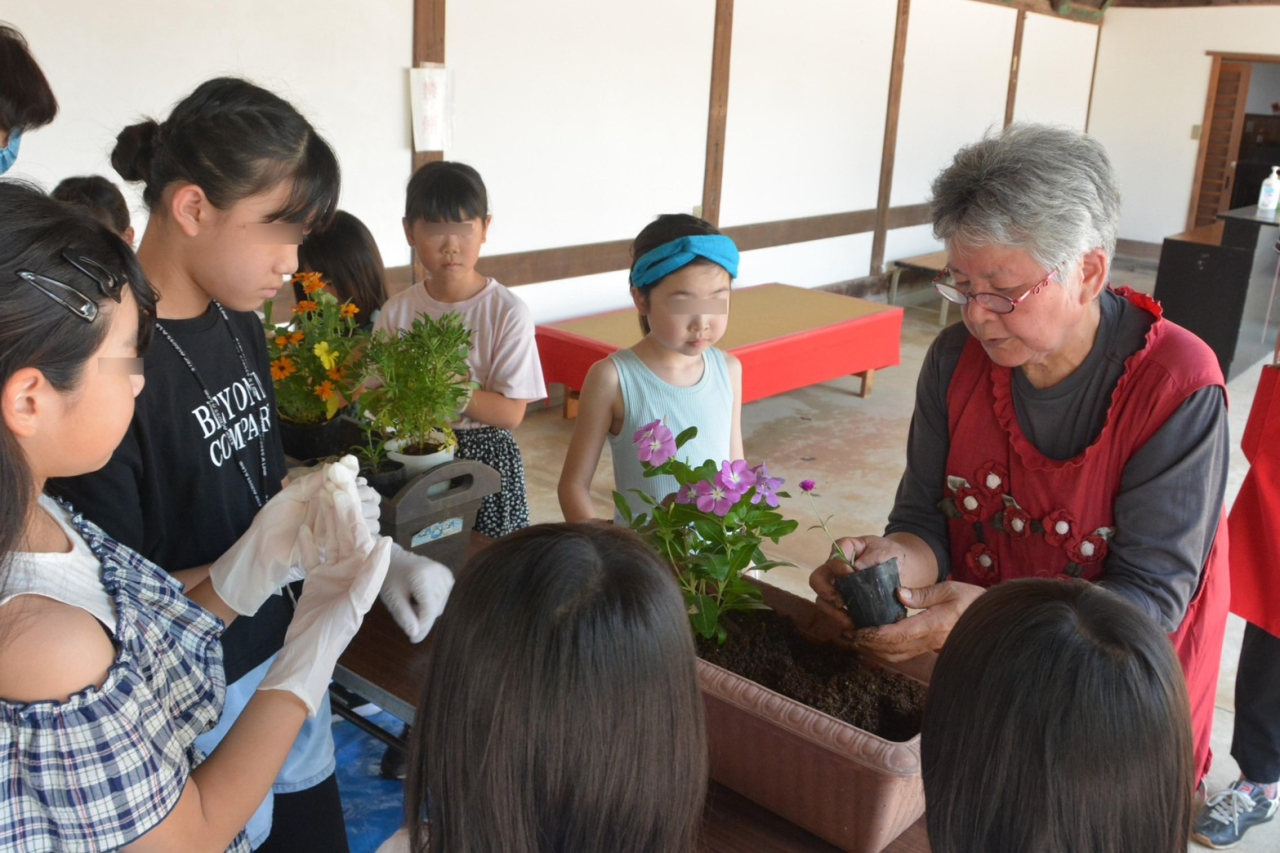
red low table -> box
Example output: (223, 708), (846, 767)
(536, 283), (904, 416)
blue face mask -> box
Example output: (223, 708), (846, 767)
(0, 128), (21, 174)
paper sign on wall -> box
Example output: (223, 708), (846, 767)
(409, 63), (450, 153)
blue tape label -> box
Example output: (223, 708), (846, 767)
(411, 516), (464, 548)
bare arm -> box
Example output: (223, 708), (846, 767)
(462, 389), (529, 431)
(558, 359), (621, 522)
(725, 352), (744, 461)
(124, 690), (308, 853)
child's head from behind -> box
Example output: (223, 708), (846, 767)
(52, 175), (134, 245)
(922, 578), (1194, 853)
(0, 180), (156, 561)
(406, 523), (707, 853)
(111, 77), (339, 311)
(630, 214), (737, 347)
(296, 210), (387, 321)
(402, 160), (489, 289)
(0, 24), (58, 155)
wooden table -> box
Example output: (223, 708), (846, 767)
(536, 283), (904, 417)
(333, 536), (930, 852)
(888, 251), (950, 326)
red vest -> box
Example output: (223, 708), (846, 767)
(942, 288), (1230, 783)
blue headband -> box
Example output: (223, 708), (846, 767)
(630, 234), (740, 290)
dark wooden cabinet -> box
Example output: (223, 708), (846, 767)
(1153, 207), (1280, 382)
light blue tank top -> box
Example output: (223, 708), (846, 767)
(608, 347), (734, 523)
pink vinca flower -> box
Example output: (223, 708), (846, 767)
(715, 459), (752, 497)
(694, 480), (738, 517)
(750, 463), (784, 507)
(634, 420), (676, 466)
(674, 484), (694, 505)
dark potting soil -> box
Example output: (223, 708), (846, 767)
(696, 610), (926, 742)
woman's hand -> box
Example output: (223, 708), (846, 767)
(853, 581), (985, 662)
(809, 535), (910, 631)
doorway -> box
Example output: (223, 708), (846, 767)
(1188, 52), (1280, 231)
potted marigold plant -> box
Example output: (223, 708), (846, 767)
(616, 422), (931, 853)
(264, 272), (367, 461)
(359, 311), (476, 476)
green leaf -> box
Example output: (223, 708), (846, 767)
(612, 491), (633, 524)
(674, 425), (698, 448)
(689, 594), (720, 640)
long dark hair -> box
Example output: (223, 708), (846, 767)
(630, 213), (723, 335)
(0, 24), (58, 133)
(404, 523), (708, 853)
(0, 180), (155, 569)
(111, 77), (338, 228)
(296, 210), (387, 323)
(922, 578), (1195, 853)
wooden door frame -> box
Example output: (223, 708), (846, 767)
(1188, 51), (1280, 231)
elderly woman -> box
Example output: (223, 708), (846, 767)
(811, 124), (1230, 783)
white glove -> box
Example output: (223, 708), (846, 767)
(209, 456), (364, 616)
(258, 485), (392, 716)
(379, 543), (454, 643)
(355, 477), (382, 538)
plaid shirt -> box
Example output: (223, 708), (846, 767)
(0, 504), (250, 852)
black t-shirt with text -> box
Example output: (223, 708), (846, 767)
(52, 304), (291, 683)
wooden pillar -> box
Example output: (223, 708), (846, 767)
(412, 0), (446, 173)
(869, 0), (911, 276)
(1004, 10), (1026, 128)
(701, 0), (734, 226)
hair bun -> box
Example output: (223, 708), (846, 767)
(111, 120), (160, 183)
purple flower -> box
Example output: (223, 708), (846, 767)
(634, 420), (676, 466)
(750, 462), (784, 508)
(674, 484), (694, 505)
(715, 459), (752, 495)
(694, 480), (738, 517)
(800, 479), (816, 493)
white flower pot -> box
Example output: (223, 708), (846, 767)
(386, 439), (456, 496)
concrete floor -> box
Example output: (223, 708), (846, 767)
(512, 271), (1278, 851)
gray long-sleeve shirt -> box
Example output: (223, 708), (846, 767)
(885, 289), (1228, 631)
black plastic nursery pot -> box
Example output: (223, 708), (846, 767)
(836, 557), (908, 629)
(278, 415), (345, 462)
(363, 460), (408, 499)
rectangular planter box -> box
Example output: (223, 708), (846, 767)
(698, 582), (935, 853)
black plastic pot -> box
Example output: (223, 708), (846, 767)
(364, 460), (408, 499)
(278, 416), (344, 463)
(835, 557), (907, 629)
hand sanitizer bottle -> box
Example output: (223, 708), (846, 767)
(1259, 166), (1280, 212)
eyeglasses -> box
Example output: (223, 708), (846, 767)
(15, 253), (125, 323)
(933, 267), (1058, 315)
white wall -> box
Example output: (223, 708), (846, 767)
(1246, 62), (1280, 115)
(887, 0), (1016, 264)
(1014, 13), (1096, 131)
(5, 0), (414, 264)
(1090, 6), (1280, 243)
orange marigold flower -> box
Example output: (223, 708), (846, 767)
(289, 331), (305, 345)
(314, 380), (335, 401)
(275, 335), (289, 347)
(270, 357), (296, 381)
(295, 300), (319, 314)
(340, 303), (360, 319)
(327, 366), (343, 381)
(299, 272), (327, 295)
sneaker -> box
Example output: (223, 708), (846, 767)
(1192, 778), (1279, 849)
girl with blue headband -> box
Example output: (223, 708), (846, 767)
(559, 214), (744, 522)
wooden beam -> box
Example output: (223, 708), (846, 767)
(870, 0), (911, 276)
(1117, 1), (1280, 7)
(412, 0), (447, 173)
(968, 0), (1105, 23)
(702, 0), (734, 226)
(1005, 10), (1027, 128)
(462, 204), (928, 287)
(1206, 50), (1280, 63)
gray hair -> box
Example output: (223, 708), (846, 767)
(930, 124), (1121, 275)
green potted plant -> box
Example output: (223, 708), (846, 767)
(360, 311), (476, 477)
(263, 271), (367, 461)
(616, 423), (930, 853)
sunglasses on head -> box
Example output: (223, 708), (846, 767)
(15, 253), (125, 323)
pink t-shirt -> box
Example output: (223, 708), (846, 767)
(374, 278), (546, 429)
